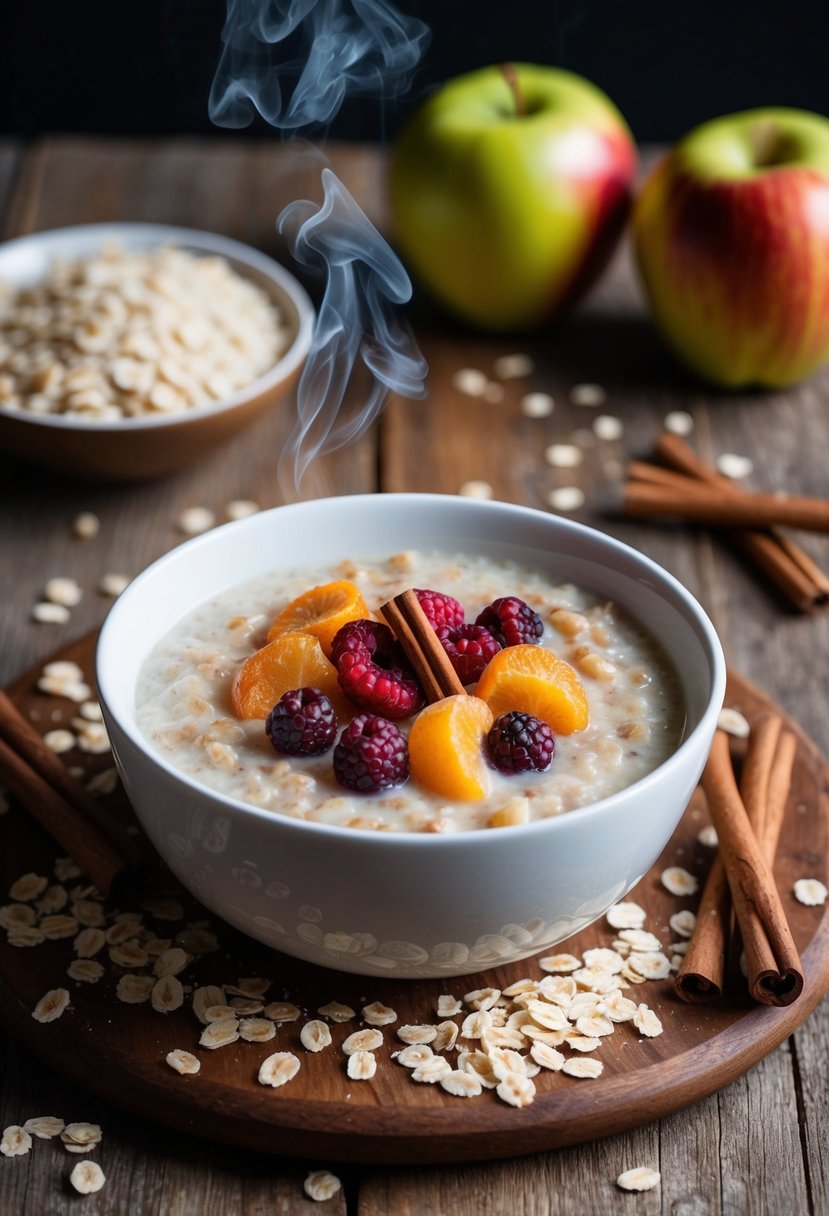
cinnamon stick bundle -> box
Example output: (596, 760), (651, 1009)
(630, 434), (829, 612)
(0, 689), (155, 899)
(678, 727), (803, 1007)
(623, 480), (829, 533)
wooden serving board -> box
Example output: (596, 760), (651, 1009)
(1, 634), (828, 1166)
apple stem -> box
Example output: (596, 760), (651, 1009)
(500, 63), (525, 118)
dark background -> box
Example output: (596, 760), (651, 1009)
(1, 0), (828, 143)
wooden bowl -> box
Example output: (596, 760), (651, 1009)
(0, 223), (314, 481)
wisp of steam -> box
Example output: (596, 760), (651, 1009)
(277, 168), (427, 487)
(210, 0), (430, 494)
(210, 0), (430, 134)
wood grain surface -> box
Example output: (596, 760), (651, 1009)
(1, 137), (828, 1214)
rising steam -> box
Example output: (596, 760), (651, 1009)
(277, 168), (426, 486)
(210, 0), (429, 493)
(209, 0), (430, 134)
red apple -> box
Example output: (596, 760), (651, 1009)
(634, 107), (829, 387)
(390, 64), (637, 331)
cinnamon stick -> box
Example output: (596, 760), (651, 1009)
(623, 479), (829, 534)
(380, 591), (466, 702)
(701, 731), (803, 1006)
(0, 689), (154, 899)
(674, 853), (730, 1003)
(655, 433), (829, 612)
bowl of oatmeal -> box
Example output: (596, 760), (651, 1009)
(0, 222), (313, 480)
(97, 494), (725, 977)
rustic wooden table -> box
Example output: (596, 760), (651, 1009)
(0, 138), (827, 1216)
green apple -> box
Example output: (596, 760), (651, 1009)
(390, 64), (637, 331)
(634, 108), (829, 387)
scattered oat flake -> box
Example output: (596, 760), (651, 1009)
(32, 987), (70, 1023)
(698, 824), (719, 847)
(497, 1073), (536, 1108)
(545, 443), (583, 468)
(530, 1042), (565, 1071)
(69, 1160), (106, 1194)
(670, 909), (697, 938)
(347, 1050), (377, 1080)
(362, 1001), (397, 1026)
(23, 1116), (64, 1140)
(258, 1051), (301, 1088)
(633, 1003), (664, 1037)
(43, 731), (75, 761)
(433, 1020), (459, 1052)
(459, 479), (493, 500)
(562, 1057), (604, 1079)
(45, 577), (83, 608)
(318, 1000), (355, 1023)
(451, 368), (488, 397)
(61, 1122), (102, 1152)
(264, 1001), (301, 1023)
(494, 353), (534, 380)
(67, 960), (104, 983)
(1, 1126), (32, 1157)
(199, 1016), (240, 1050)
(166, 1049), (201, 1075)
(546, 486), (585, 512)
(664, 410), (694, 436)
(344, 1027), (384, 1054)
(73, 511), (100, 539)
(570, 383), (606, 407)
(98, 572), (130, 597)
(301, 1019), (333, 1052)
(440, 1070), (483, 1098)
(464, 986), (501, 1011)
(539, 952), (581, 973)
(520, 391), (554, 418)
(225, 499), (260, 521)
(717, 706), (751, 738)
(239, 1017), (276, 1043)
(397, 1023), (437, 1045)
(717, 452), (753, 480)
(116, 974), (155, 1004)
(151, 975), (184, 1013)
(603, 993), (638, 1023)
(396, 1044), (433, 1068)
(662, 866), (698, 896)
(593, 414), (624, 441)
(11, 872), (49, 901)
(606, 902), (646, 930)
(793, 878), (828, 907)
(178, 506), (216, 535)
(32, 602), (71, 624)
(617, 1166), (660, 1193)
(629, 952), (672, 981)
(304, 1170), (342, 1202)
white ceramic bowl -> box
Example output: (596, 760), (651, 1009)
(0, 223), (314, 480)
(97, 494), (726, 978)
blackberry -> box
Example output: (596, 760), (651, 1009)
(265, 687), (337, 756)
(333, 714), (409, 793)
(476, 596), (544, 647)
(486, 711), (555, 774)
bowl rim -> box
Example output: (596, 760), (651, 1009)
(96, 493), (727, 850)
(0, 221), (315, 433)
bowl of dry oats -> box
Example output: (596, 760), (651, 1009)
(96, 494), (726, 978)
(0, 222), (314, 480)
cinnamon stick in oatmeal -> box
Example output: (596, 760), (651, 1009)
(380, 591), (466, 702)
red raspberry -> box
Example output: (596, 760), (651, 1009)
(331, 619), (424, 719)
(265, 687), (337, 757)
(486, 711), (555, 774)
(476, 596), (544, 647)
(333, 714), (409, 793)
(414, 588), (465, 631)
(436, 624), (501, 685)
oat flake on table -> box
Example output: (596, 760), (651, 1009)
(661, 866), (699, 896)
(793, 878), (828, 906)
(617, 1166), (661, 1192)
(0, 1126), (32, 1157)
(304, 1170), (342, 1202)
(69, 1160), (106, 1195)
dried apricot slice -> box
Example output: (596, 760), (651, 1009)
(474, 645), (589, 735)
(231, 633), (344, 720)
(266, 580), (370, 656)
(408, 695), (494, 802)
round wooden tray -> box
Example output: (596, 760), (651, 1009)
(1, 635), (827, 1165)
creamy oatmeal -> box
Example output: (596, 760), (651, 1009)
(135, 552), (684, 832)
